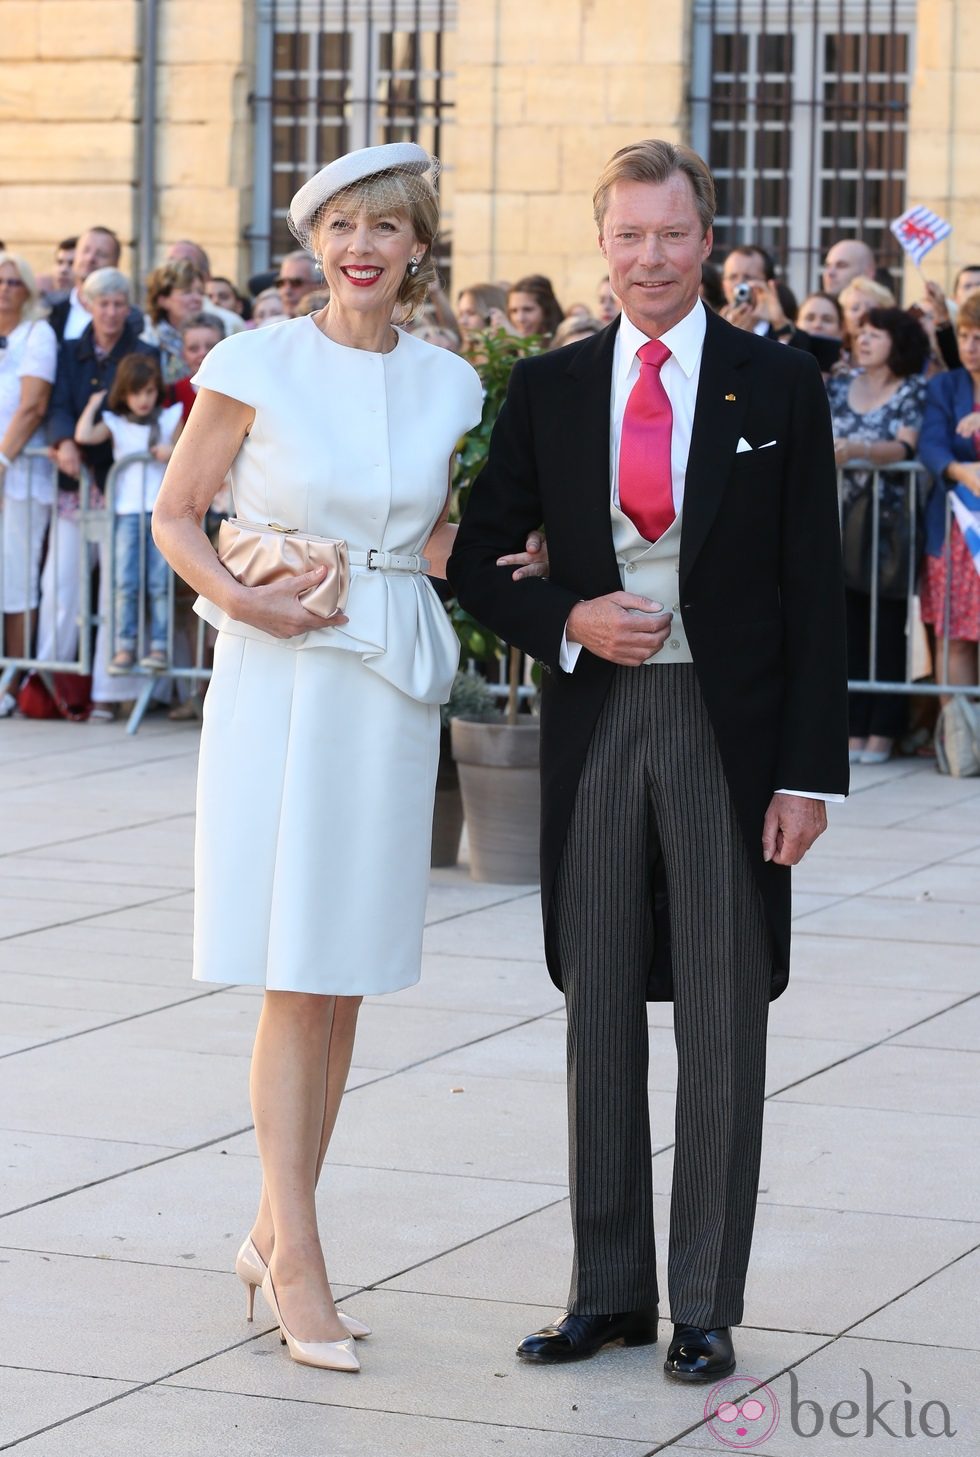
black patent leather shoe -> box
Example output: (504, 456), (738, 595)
(664, 1324), (736, 1381)
(517, 1307), (659, 1364)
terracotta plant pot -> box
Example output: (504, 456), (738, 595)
(431, 726), (464, 867)
(450, 717), (540, 883)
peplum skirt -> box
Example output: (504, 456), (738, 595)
(193, 632), (439, 994)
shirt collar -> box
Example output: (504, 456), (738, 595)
(617, 297), (706, 387)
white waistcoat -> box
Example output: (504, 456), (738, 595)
(611, 501), (692, 665)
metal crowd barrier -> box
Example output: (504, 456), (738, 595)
(0, 448), (217, 734)
(3, 450), (974, 732)
(838, 460), (971, 699)
(100, 451), (214, 734)
(0, 446), (97, 699)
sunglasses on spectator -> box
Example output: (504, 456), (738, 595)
(275, 276), (310, 289)
(0, 278), (26, 288)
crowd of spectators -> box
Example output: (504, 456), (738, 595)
(0, 220), (978, 757)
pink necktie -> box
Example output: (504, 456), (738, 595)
(619, 338), (675, 542)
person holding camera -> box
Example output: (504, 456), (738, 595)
(720, 246), (840, 371)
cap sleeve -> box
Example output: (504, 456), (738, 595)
(460, 360), (485, 435)
(19, 319), (57, 385)
(190, 332), (260, 409)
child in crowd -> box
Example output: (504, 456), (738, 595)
(75, 354), (183, 672)
(170, 312), (225, 423)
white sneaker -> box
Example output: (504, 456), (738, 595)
(0, 690), (18, 718)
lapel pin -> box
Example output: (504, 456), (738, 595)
(725, 393), (736, 401)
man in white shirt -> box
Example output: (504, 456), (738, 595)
(49, 227), (137, 341)
(450, 140), (848, 1382)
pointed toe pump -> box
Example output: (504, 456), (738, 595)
(260, 1270), (360, 1373)
(235, 1236), (371, 1338)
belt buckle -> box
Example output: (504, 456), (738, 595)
(367, 548), (379, 570)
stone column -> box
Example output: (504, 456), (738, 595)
(453, 0), (687, 306)
(905, 0), (980, 293)
(0, 0), (141, 277)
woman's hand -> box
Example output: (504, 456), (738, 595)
(951, 462), (980, 499)
(834, 439), (858, 466)
(497, 530), (549, 581)
(954, 410), (980, 439)
(231, 566), (349, 638)
(487, 306), (518, 336)
(151, 443), (174, 462)
(923, 281), (951, 327)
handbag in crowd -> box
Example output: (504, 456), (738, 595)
(216, 517), (351, 620)
(840, 480), (922, 600)
(934, 696), (980, 778)
(16, 671), (92, 722)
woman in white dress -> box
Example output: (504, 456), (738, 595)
(153, 144), (542, 1373)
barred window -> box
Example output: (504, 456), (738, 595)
(252, 1), (456, 272)
(690, 1), (915, 298)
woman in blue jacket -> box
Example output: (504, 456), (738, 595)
(918, 293), (980, 695)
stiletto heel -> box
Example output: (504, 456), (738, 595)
(235, 1234), (371, 1337)
(261, 1270), (360, 1373)
(235, 1236), (265, 1322)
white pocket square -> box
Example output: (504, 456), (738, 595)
(736, 437), (777, 453)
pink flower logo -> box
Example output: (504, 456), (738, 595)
(704, 1376), (780, 1448)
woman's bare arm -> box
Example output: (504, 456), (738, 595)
(424, 457), (548, 581)
(0, 376), (52, 461)
(152, 388), (346, 638)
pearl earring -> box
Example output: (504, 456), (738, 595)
(407, 257), (421, 277)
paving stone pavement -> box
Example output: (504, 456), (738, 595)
(0, 716), (978, 1455)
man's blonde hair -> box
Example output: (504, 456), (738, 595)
(593, 140), (716, 237)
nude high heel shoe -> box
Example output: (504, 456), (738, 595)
(261, 1270), (360, 1373)
(235, 1236), (371, 1338)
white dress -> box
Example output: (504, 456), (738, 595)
(191, 317), (484, 994)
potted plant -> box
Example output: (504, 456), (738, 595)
(446, 328), (546, 884)
(432, 670), (497, 867)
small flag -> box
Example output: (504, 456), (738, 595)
(950, 489), (980, 582)
(889, 206), (952, 265)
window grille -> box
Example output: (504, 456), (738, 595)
(251, 1), (456, 273)
(690, 1), (915, 299)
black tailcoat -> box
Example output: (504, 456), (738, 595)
(448, 309), (849, 1001)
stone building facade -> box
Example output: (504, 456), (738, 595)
(0, 0), (975, 305)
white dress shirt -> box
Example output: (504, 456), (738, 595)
(559, 298), (840, 804)
(63, 288), (92, 341)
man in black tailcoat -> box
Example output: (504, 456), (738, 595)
(448, 140), (848, 1382)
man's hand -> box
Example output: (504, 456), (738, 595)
(722, 300), (758, 333)
(761, 792), (827, 866)
(566, 593), (672, 666)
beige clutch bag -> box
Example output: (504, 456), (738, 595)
(216, 517), (351, 619)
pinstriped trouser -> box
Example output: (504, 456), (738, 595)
(553, 663), (773, 1327)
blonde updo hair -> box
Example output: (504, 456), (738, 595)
(308, 166), (440, 323)
(0, 252), (48, 323)
(839, 277), (895, 314)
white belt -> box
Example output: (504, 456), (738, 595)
(349, 548), (429, 574)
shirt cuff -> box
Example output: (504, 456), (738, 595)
(776, 789), (846, 803)
(559, 626), (583, 673)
